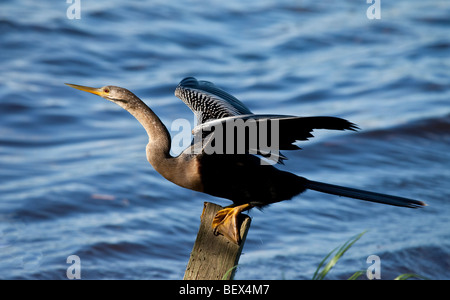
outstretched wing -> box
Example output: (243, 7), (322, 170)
(175, 77), (252, 124)
(176, 77), (358, 164)
(194, 114), (358, 151)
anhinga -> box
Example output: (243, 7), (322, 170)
(66, 77), (426, 244)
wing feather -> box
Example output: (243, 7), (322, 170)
(193, 115), (358, 163)
(175, 77), (358, 164)
(175, 77), (252, 124)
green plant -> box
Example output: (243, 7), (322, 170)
(312, 230), (428, 280)
(225, 230), (428, 280)
(312, 230), (367, 280)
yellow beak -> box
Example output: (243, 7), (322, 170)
(65, 83), (106, 97)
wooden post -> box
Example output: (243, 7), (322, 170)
(184, 202), (251, 280)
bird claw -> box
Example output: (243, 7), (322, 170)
(212, 204), (251, 245)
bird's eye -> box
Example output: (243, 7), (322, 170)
(103, 88), (110, 94)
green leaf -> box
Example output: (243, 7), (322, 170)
(312, 230), (367, 280)
(222, 265), (238, 280)
(348, 270), (366, 280)
(394, 273), (429, 280)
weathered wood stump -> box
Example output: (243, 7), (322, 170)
(184, 202), (251, 280)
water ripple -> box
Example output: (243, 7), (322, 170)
(1, 0), (449, 279)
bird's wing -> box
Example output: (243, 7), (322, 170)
(271, 115), (359, 149)
(175, 77), (253, 124)
(175, 77), (358, 164)
(193, 114), (358, 164)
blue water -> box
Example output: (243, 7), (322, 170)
(1, 0), (449, 279)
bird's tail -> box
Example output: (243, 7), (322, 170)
(305, 180), (426, 208)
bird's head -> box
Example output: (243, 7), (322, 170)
(65, 83), (139, 108)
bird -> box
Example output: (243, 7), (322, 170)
(65, 77), (426, 244)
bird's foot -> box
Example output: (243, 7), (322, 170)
(212, 204), (251, 245)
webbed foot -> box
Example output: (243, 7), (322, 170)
(212, 203), (251, 244)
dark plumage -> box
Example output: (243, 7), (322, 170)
(176, 77), (359, 163)
(66, 78), (426, 244)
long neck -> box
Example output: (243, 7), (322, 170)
(121, 98), (172, 162)
(119, 97), (202, 191)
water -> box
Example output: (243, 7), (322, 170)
(1, 0), (449, 279)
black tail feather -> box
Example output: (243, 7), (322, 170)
(305, 180), (426, 208)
